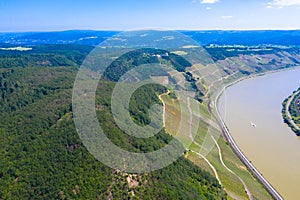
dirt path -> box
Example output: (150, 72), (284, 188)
(211, 135), (253, 200)
(191, 149), (221, 184)
(158, 91), (170, 127)
(187, 97), (243, 199)
(162, 89), (252, 199)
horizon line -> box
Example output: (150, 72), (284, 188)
(0, 28), (300, 33)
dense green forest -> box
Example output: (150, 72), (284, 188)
(0, 45), (226, 199)
(290, 93), (300, 126)
(0, 44), (93, 68)
(282, 89), (300, 136)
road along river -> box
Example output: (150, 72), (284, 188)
(218, 67), (300, 200)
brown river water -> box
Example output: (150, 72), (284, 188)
(218, 68), (300, 200)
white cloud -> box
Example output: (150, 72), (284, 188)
(201, 0), (219, 4)
(221, 15), (233, 19)
(267, 0), (300, 8)
(206, 7), (212, 10)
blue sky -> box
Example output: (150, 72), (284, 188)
(0, 0), (300, 32)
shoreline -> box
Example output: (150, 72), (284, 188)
(210, 66), (300, 200)
(282, 89), (300, 135)
(215, 65), (300, 107)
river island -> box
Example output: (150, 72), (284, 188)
(282, 87), (300, 136)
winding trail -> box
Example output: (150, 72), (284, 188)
(191, 150), (221, 184)
(158, 91), (170, 127)
(188, 97), (248, 199)
(211, 135), (253, 200)
(187, 97), (222, 184)
(161, 90), (257, 199)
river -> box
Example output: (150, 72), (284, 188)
(218, 67), (300, 200)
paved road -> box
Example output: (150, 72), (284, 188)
(211, 88), (283, 200)
(295, 96), (300, 115)
(286, 90), (300, 131)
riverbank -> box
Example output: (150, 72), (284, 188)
(212, 67), (300, 200)
(215, 65), (300, 107)
(282, 89), (300, 136)
(216, 66), (300, 199)
(213, 89), (283, 200)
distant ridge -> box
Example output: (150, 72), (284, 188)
(1, 30), (300, 46)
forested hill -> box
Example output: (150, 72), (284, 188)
(182, 30), (300, 45)
(1, 30), (300, 46)
(0, 44), (93, 68)
(1, 31), (300, 199)
(0, 47), (227, 199)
